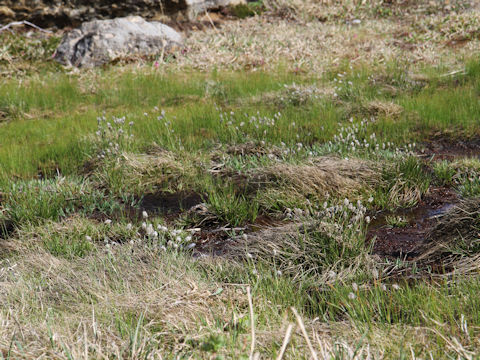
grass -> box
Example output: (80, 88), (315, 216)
(385, 215), (408, 228)
(1, 1), (480, 358)
(1, 58), (480, 182)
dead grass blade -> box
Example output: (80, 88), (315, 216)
(247, 286), (257, 360)
(276, 323), (294, 360)
(291, 307), (318, 360)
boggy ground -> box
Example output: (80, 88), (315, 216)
(368, 186), (458, 258)
(1, 1), (480, 358)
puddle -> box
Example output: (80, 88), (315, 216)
(139, 191), (203, 216)
(87, 191), (203, 225)
(418, 138), (480, 161)
(368, 187), (458, 259)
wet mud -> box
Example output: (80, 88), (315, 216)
(139, 191), (203, 216)
(419, 138), (480, 161)
(368, 187), (458, 259)
(192, 214), (283, 257)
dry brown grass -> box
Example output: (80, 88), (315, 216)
(385, 179), (424, 209)
(120, 151), (187, 188)
(92, 150), (201, 195)
(0, 238), (388, 359)
(255, 156), (379, 200)
(365, 100), (403, 118)
(176, 4), (480, 74)
(0, 244), (240, 358)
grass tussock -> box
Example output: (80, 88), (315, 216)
(223, 219), (375, 283)
(0, 177), (129, 232)
(433, 157), (480, 196)
(15, 216), (138, 258)
(375, 156), (431, 209)
(92, 150), (200, 196)
(365, 100), (403, 119)
(256, 156), (379, 200)
(245, 83), (335, 107)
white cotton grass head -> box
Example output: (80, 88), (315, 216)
(146, 224), (155, 236)
(328, 270), (337, 281)
(142, 211), (148, 219)
(348, 292), (356, 300)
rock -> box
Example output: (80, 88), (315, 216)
(53, 16), (183, 68)
(185, 0), (245, 18)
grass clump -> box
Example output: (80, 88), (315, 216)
(224, 197), (372, 282)
(16, 217), (139, 259)
(0, 177), (131, 233)
(92, 150), (201, 197)
(205, 183), (260, 227)
(254, 156), (379, 213)
(375, 156), (431, 210)
(229, 2), (263, 18)
(385, 215), (408, 228)
(433, 160), (457, 186)
(432, 158), (480, 196)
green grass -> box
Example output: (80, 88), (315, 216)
(0, 177), (136, 232)
(374, 156), (431, 210)
(1, 59), (479, 182)
(385, 215), (408, 227)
